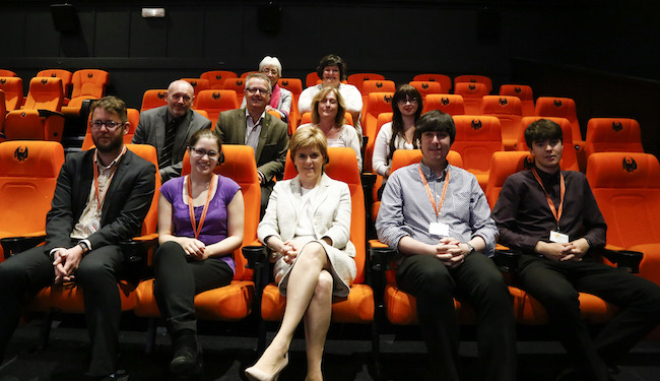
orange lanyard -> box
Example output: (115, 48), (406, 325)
(187, 174), (216, 239)
(93, 147), (125, 211)
(532, 168), (565, 228)
(418, 164), (450, 219)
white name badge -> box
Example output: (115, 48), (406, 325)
(549, 231), (569, 244)
(429, 222), (449, 237)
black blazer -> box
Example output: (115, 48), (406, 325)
(44, 148), (156, 252)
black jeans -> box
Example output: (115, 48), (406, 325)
(518, 255), (660, 381)
(0, 243), (124, 377)
(396, 252), (517, 381)
(153, 241), (234, 333)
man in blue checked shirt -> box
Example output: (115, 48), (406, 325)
(376, 110), (516, 381)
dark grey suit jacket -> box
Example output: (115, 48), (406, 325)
(215, 108), (289, 182)
(44, 148), (156, 252)
(132, 106), (211, 182)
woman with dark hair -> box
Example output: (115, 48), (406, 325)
(245, 126), (357, 381)
(298, 86), (362, 172)
(298, 54), (363, 135)
(153, 128), (245, 377)
(372, 84), (423, 195)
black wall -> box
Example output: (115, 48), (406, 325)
(1, 1), (658, 157)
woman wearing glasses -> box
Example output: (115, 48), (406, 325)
(372, 84), (423, 198)
(152, 128), (245, 377)
(241, 56), (292, 122)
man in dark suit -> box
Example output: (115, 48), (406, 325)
(133, 79), (211, 183)
(215, 72), (289, 212)
(0, 96), (156, 380)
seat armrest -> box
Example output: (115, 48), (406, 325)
(369, 243), (396, 272)
(119, 235), (158, 284)
(492, 249), (522, 273)
(602, 249), (643, 274)
(37, 109), (65, 118)
(1, 235), (47, 259)
(242, 244), (268, 270)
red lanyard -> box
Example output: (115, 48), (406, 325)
(93, 147), (125, 211)
(418, 164), (450, 219)
(187, 174), (216, 239)
(532, 168), (565, 227)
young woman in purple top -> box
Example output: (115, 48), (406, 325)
(153, 128), (245, 377)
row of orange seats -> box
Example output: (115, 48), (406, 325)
(2, 139), (659, 365)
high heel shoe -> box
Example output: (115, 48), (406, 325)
(244, 352), (289, 381)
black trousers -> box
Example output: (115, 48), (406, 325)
(396, 253), (517, 381)
(0, 243), (124, 377)
(518, 255), (660, 381)
(152, 241), (233, 334)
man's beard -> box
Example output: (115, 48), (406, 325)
(93, 134), (123, 153)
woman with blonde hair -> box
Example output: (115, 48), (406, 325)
(245, 126), (357, 381)
(298, 86), (362, 172)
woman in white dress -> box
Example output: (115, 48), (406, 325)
(298, 86), (362, 172)
(245, 127), (357, 381)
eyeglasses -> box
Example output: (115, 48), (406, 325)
(260, 68), (278, 75)
(189, 147), (219, 159)
(90, 120), (125, 131)
(246, 87), (269, 95)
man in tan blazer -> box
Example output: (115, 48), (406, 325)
(215, 73), (289, 213)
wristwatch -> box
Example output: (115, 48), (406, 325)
(78, 241), (91, 255)
(465, 242), (475, 255)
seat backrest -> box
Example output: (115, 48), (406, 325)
(412, 73), (452, 93)
(454, 74), (493, 94)
(124, 144), (161, 238)
(200, 70), (238, 90)
(23, 77), (63, 112)
(182, 145), (261, 281)
(451, 115), (503, 173)
(347, 73), (385, 93)
(534, 96), (582, 142)
(587, 152), (660, 249)
(180, 78), (209, 97)
(240, 71), (258, 78)
(37, 69), (73, 98)
(0, 141), (65, 260)
(362, 92), (394, 144)
(422, 94), (465, 116)
(485, 151), (533, 209)
(140, 89), (168, 112)
(454, 82), (488, 115)
(0, 90), (6, 124)
(480, 95), (523, 143)
(4, 110), (47, 140)
(499, 84), (534, 116)
(0, 77), (23, 111)
(585, 118), (644, 159)
(306, 72), (321, 88)
(283, 147), (366, 283)
(194, 90), (239, 125)
(278, 77), (303, 98)
(0, 69), (17, 77)
(222, 78), (247, 105)
(361, 80), (396, 97)
(408, 81), (443, 100)
(70, 69), (109, 99)
(518, 116), (580, 171)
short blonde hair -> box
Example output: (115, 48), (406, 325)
(311, 86), (346, 128)
(289, 126), (329, 167)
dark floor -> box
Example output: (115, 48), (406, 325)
(2, 315), (660, 381)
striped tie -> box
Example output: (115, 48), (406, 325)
(159, 118), (178, 169)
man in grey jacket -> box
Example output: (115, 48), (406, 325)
(133, 79), (211, 183)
